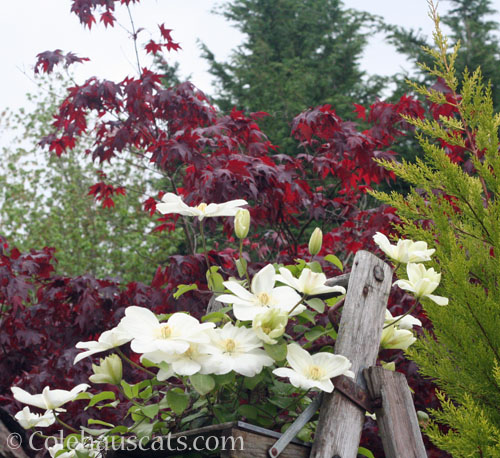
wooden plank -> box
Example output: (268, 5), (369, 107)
(363, 367), (427, 458)
(105, 421), (311, 457)
(225, 428), (310, 458)
(310, 251), (392, 458)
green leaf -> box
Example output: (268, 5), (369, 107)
(87, 391), (116, 408)
(173, 283), (198, 299)
(306, 298), (325, 313)
(264, 342), (287, 361)
(133, 421), (154, 440)
(357, 447), (375, 458)
(202, 307), (231, 323)
(121, 380), (138, 399)
(139, 385), (153, 400)
(298, 309), (316, 324)
(214, 372), (235, 387)
(141, 403), (160, 419)
(305, 325), (326, 342)
(206, 266), (225, 292)
(73, 392), (92, 401)
(236, 257), (247, 278)
(325, 254), (343, 271)
(238, 404), (259, 421)
(243, 371), (265, 390)
(307, 260), (323, 273)
(189, 373), (216, 395)
(167, 389), (189, 415)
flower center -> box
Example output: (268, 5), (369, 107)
(196, 202), (208, 213)
(257, 292), (272, 306)
(223, 338), (237, 353)
(158, 324), (172, 339)
(307, 365), (324, 380)
(184, 344), (195, 358)
(262, 326), (272, 335)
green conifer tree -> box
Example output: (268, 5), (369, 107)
(372, 5), (500, 456)
(202, 0), (386, 150)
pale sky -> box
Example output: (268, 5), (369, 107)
(1, 0), (500, 114)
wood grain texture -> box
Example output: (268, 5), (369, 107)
(225, 429), (310, 458)
(364, 367), (427, 458)
(310, 251), (392, 458)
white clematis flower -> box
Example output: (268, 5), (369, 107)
(216, 264), (304, 321)
(74, 324), (132, 364)
(119, 306), (215, 355)
(11, 384), (90, 411)
(373, 232), (435, 264)
(384, 310), (422, 330)
(394, 263), (448, 306)
(14, 407), (55, 429)
(380, 325), (416, 350)
(157, 193), (248, 221)
(276, 267), (346, 296)
(380, 310), (421, 351)
(205, 323), (274, 377)
(273, 344), (353, 393)
(252, 308), (288, 345)
(142, 340), (217, 379)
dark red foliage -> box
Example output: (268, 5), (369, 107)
(34, 50), (89, 74)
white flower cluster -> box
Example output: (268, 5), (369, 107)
(373, 232), (448, 306)
(373, 232), (448, 352)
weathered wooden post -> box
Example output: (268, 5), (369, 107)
(364, 367), (427, 458)
(310, 250), (392, 458)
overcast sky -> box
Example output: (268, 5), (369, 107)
(1, 0), (500, 114)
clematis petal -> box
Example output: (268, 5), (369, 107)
(275, 268), (299, 290)
(221, 281), (255, 301)
(286, 343), (312, 374)
(426, 294), (449, 306)
(251, 264), (276, 295)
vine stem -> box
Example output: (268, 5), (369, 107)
(54, 413), (80, 434)
(199, 221), (211, 272)
(274, 389), (311, 421)
(116, 347), (157, 378)
(289, 295), (308, 315)
(239, 239), (250, 285)
(383, 300), (420, 329)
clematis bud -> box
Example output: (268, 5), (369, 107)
(89, 354), (123, 385)
(308, 228), (323, 256)
(234, 209), (250, 239)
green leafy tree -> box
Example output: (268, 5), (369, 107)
(202, 0), (386, 150)
(373, 6), (500, 456)
(0, 73), (182, 283)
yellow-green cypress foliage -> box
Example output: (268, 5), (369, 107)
(371, 4), (500, 456)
